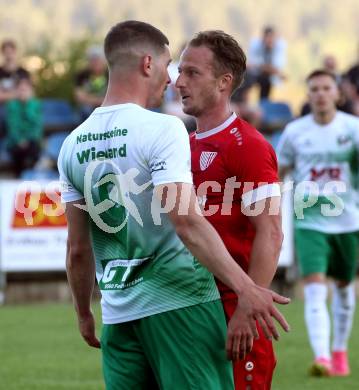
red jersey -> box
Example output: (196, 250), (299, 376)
(190, 113), (280, 297)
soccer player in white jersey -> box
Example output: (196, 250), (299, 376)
(277, 69), (359, 377)
(58, 21), (290, 389)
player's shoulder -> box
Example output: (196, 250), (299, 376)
(228, 117), (272, 152)
(62, 119), (90, 146)
(148, 109), (185, 127)
(57, 122), (86, 165)
(283, 114), (312, 135)
(133, 108), (187, 133)
(336, 110), (359, 128)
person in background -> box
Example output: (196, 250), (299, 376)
(248, 26), (286, 100)
(74, 45), (108, 120)
(230, 86), (262, 128)
(0, 39), (29, 136)
(340, 72), (359, 116)
(340, 45), (359, 116)
(300, 55), (349, 116)
(277, 69), (359, 377)
(0, 39), (29, 103)
(323, 55), (340, 80)
(345, 44), (359, 95)
(5, 76), (42, 177)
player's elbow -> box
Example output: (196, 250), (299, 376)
(67, 240), (92, 266)
(255, 217), (283, 251)
(270, 222), (284, 250)
(172, 215), (202, 247)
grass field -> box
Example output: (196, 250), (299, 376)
(0, 299), (358, 389)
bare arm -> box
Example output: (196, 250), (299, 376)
(247, 197), (283, 288)
(156, 183), (290, 360)
(65, 200), (100, 348)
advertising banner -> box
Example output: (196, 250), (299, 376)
(0, 180), (67, 272)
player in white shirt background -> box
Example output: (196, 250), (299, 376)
(277, 69), (359, 377)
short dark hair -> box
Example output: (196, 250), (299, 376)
(188, 30), (246, 92)
(104, 20), (169, 68)
(306, 69), (337, 84)
(1, 39), (17, 52)
(263, 26), (275, 35)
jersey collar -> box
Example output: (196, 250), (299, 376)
(195, 112), (237, 139)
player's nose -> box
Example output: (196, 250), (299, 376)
(175, 73), (184, 89)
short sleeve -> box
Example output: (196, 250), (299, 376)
(147, 117), (193, 186)
(227, 136), (280, 207)
(276, 125), (295, 168)
(57, 138), (84, 203)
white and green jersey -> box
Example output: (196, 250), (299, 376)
(277, 111), (359, 233)
(58, 103), (219, 324)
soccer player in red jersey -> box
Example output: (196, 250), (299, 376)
(176, 31), (283, 389)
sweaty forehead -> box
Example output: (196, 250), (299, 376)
(179, 45), (214, 69)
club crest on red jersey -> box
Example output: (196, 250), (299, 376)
(200, 151), (217, 171)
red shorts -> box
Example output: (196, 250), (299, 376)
(222, 296), (276, 390)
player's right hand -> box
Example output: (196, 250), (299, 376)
(226, 285), (290, 361)
(77, 311), (101, 349)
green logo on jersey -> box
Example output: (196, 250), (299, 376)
(96, 172), (129, 242)
(99, 257), (152, 290)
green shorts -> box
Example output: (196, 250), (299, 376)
(294, 228), (358, 281)
(101, 300), (234, 390)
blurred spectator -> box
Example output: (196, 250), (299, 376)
(74, 45), (108, 120)
(5, 76), (42, 176)
(323, 55), (340, 80)
(346, 50), (359, 94)
(247, 26), (286, 99)
(0, 39), (29, 103)
(0, 39), (29, 137)
(230, 87), (262, 128)
(342, 52), (359, 116)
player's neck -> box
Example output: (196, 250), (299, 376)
(102, 73), (148, 108)
(313, 109), (337, 125)
(196, 106), (233, 133)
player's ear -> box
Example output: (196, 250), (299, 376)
(218, 73), (233, 92)
(142, 54), (153, 77)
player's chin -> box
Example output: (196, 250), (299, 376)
(181, 102), (194, 115)
(150, 96), (163, 109)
